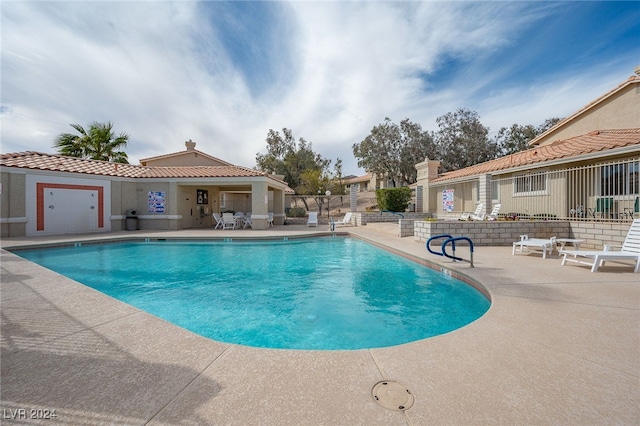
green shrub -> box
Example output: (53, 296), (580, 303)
(375, 187), (412, 212)
(287, 207), (307, 217)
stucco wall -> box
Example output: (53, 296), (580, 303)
(1, 171), (26, 238)
(143, 152), (229, 167)
(534, 84), (639, 146)
(134, 182), (182, 230)
(20, 174), (112, 236)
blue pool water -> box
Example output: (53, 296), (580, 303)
(16, 237), (489, 350)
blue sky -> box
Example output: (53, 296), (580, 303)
(1, 1), (638, 175)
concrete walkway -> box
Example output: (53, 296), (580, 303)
(1, 224), (638, 425)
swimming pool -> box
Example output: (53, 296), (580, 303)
(15, 237), (489, 350)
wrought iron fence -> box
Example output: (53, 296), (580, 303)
(489, 157), (639, 222)
(428, 157), (639, 222)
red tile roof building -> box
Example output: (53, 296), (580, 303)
(416, 71), (640, 218)
(1, 142), (293, 237)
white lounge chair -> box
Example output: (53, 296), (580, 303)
(512, 235), (557, 259)
(212, 212), (224, 229)
(334, 212), (353, 227)
(307, 212), (318, 227)
(487, 204), (501, 220)
(560, 219), (640, 272)
(222, 212), (236, 230)
(471, 204), (485, 220)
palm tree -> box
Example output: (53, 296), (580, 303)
(54, 121), (130, 163)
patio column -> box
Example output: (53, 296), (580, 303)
(272, 187), (285, 225)
(251, 181), (269, 230)
(415, 186), (423, 213)
(350, 184), (358, 212)
(415, 159), (440, 213)
(478, 174), (492, 217)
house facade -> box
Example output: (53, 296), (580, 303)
(344, 172), (399, 194)
(1, 141), (292, 237)
(416, 71), (640, 221)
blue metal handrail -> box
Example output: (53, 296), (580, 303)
(426, 234), (453, 256)
(426, 234), (474, 267)
(442, 236), (474, 267)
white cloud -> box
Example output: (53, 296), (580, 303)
(1, 1), (635, 175)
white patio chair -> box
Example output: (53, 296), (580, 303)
(307, 212), (318, 227)
(487, 204), (501, 221)
(267, 212), (274, 227)
(471, 204), (485, 220)
(212, 212), (224, 229)
(243, 213), (252, 229)
(234, 211), (245, 228)
(222, 212), (236, 230)
(334, 212), (353, 227)
(560, 219), (640, 272)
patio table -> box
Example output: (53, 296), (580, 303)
(556, 238), (584, 251)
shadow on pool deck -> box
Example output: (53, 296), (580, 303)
(1, 224), (638, 424)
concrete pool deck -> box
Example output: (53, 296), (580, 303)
(1, 224), (638, 425)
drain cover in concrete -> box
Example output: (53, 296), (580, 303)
(372, 381), (414, 411)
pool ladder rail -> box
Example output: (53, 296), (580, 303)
(426, 234), (474, 268)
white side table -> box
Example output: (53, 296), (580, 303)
(556, 238), (584, 251)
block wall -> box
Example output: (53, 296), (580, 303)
(412, 220), (631, 249)
(414, 221), (571, 246)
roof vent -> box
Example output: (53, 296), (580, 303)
(185, 139), (196, 151)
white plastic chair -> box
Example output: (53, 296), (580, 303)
(334, 212), (353, 227)
(212, 212), (224, 229)
(243, 213), (252, 229)
(307, 212), (318, 227)
(267, 212), (274, 227)
(471, 204), (485, 220)
(222, 212), (236, 230)
(487, 204), (501, 221)
(234, 212), (245, 228)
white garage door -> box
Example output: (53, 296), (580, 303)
(44, 188), (99, 234)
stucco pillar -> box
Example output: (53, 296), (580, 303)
(350, 184), (358, 212)
(272, 188), (285, 225)
(478, 174), (492, 217)
(251, 181), (269, 230)
(415, 159), (440, 213)
(415, 186), (423, 213)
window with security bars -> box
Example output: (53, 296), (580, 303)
(491, 180), (500, 202)
(514, 172), (547, 195)
(600, 162), (639, 196)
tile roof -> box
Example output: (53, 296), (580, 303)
(344, 173), (372, 184)
(0, 151), (270, 180)
(139, 165), (266, 178)
(431, 128), (640, 183)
